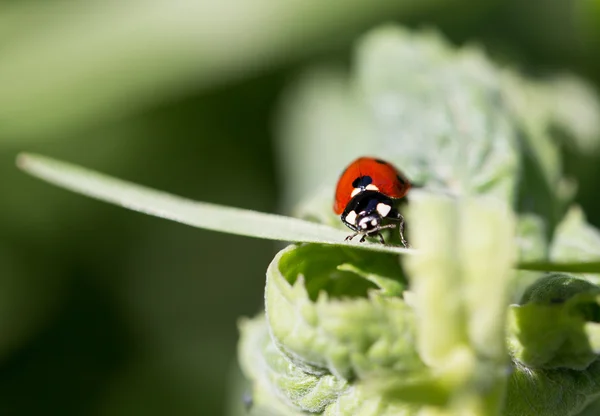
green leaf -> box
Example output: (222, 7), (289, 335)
(238, 314), (419, 416)
(265, 244), (422, 381)
(551, 206), (600, 263)
(543, 206), (600, 282)
(238, 315), (349, 415)
(501, 72), (579, 235)
(404, 193), (514, 415)
(507, 274), (600, 370)
(16, 153), (413, 256)
(545, 76), (600, 154)
(405, 193), (515, 365)
(506, 360), (600, 416)
(244, 193), (518, 415)
(255, 22), (600, 416)
(515, 214), (549, 262)
(355, 27), (520, 203)
(276, 27), (522, 210)
(19, 153), (600, 276)
(337, 263), (404, 297)
(362, 372), (452, 407)
(516, 261), (600, 274)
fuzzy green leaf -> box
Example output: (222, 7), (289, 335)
(242, 23), (600, 416)
(355, 27), (520, 203)
(405, 193), (515, 365)
(508, 274), (600, 370)
(506, 360), (600, 416)
(252, 192), (517, 415)
(276, 27), (521, 210)
(238, 315), (349, 415)
(404, 193), (514, 415)
(238, 314), (420, 416)
(265, 244), (422, 381)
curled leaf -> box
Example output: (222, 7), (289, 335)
(266, 244), (422, 381)
(508, 274), (600, 370)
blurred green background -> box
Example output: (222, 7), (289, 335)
(1, 1), (600, 415)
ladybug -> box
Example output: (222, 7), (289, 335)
(334, 157), (411, 246)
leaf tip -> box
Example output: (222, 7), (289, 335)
(15, 152), (36, 172)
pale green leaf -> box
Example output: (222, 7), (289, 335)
(551, 206), (600, 263)
(238, 315), (348, 415)
(504, 207), (600, 274)
(404, 193), (514, 415)
(276, 27), (521, 209)
(356, 27), (520, 203)
(516, 214), (548, 262)
(545, 76), (600, 154)
(405, 193), (515, 366)
(265, 244), (422, 381)
(238, 314), (419, 416)
(16, 153), (413, 255)
(501, 71), (579, 233)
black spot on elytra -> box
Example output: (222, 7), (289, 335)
(396, 174), (406, 185)
(374, 159), (388, 165)
(352, 175), (372, 188)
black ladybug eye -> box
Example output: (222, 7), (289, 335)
(352, 176), (372, 188)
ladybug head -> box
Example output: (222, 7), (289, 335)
(355, 210), (383, 232)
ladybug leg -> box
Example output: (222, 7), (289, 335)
(345, 232), (360, 242)
(363, 227), (392, 244)
(388, 209), (409, 248)
(377, 224), (396, 230)
(398, 216), (409, 248)
(397, 216), (409, 248)
(370, 225), (395, 244)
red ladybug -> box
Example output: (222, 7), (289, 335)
(334, 157), (411, 246)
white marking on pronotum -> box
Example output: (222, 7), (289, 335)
(345, 210), (357, 225)
(371, 219), (378, 226)
(376, 203), (391, 217)
(366, 184), (379, 192)
(351, 188), (361, 197)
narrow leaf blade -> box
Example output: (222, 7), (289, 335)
(516, 260), (600, 274)
(17, 153), (413, 255)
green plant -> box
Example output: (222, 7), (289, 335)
(17, 26), (600, 415)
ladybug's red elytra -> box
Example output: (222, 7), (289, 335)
(334, 157), (411, 246)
